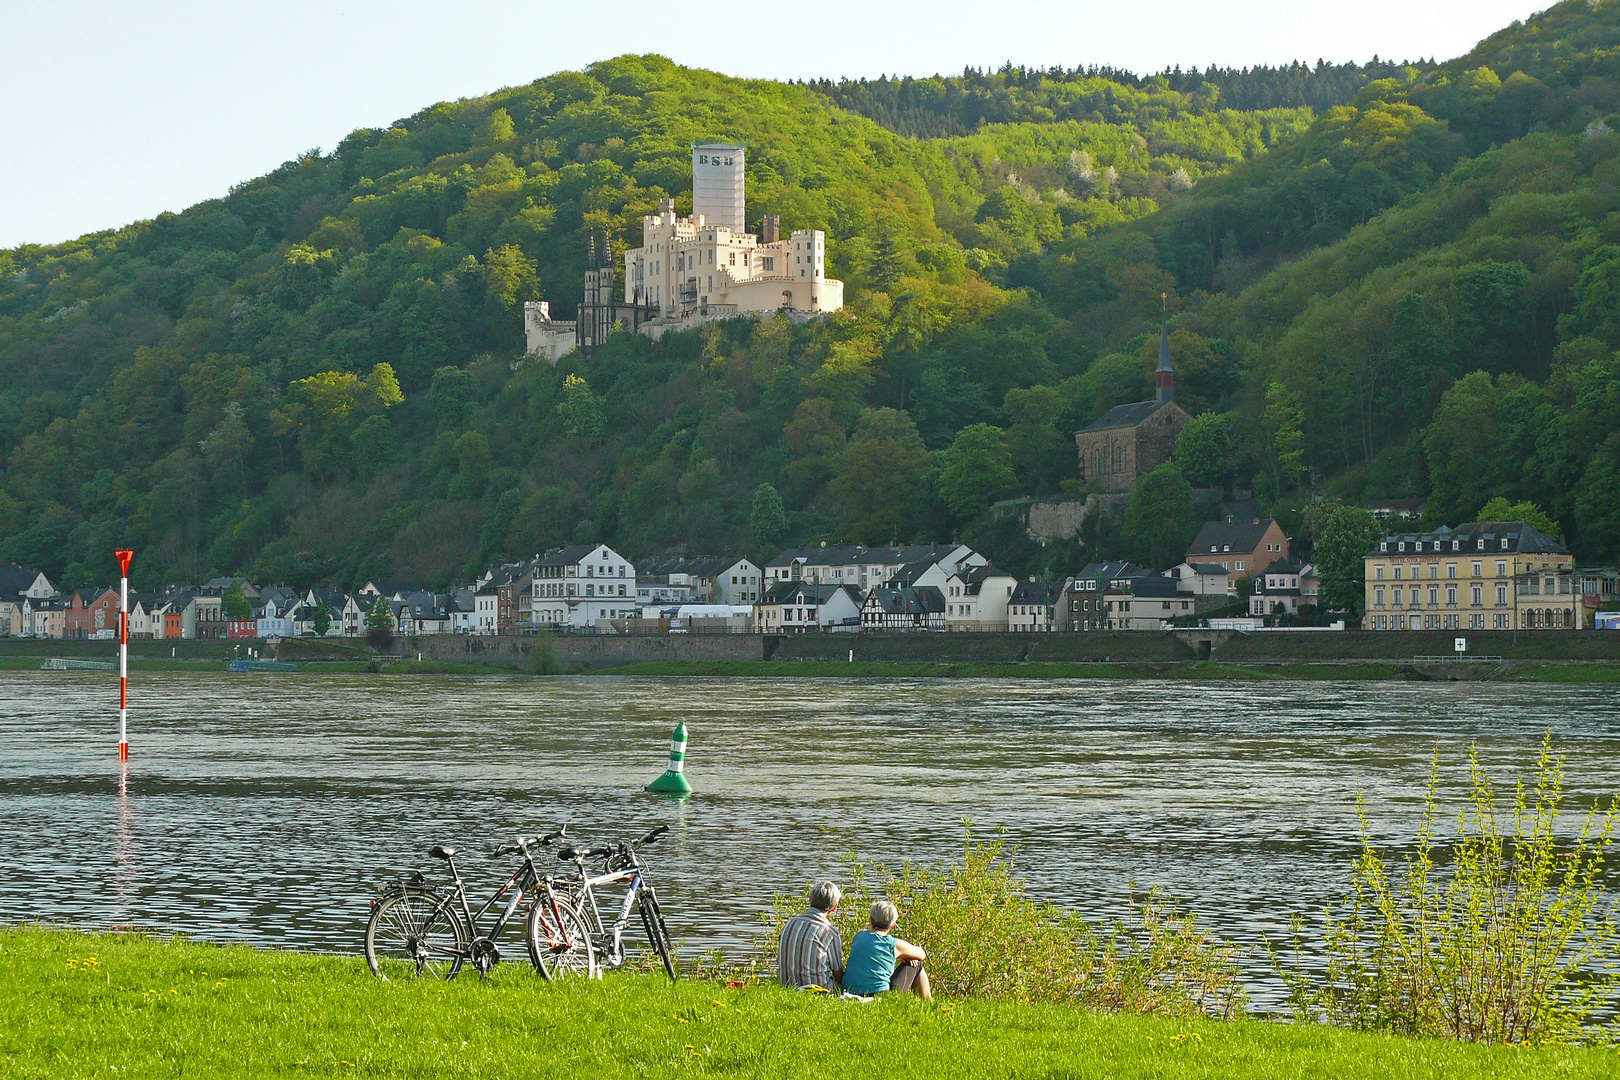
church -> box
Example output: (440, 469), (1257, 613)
(1074, 308), (1191, 492)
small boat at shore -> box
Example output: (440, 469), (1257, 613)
(225, 659), (298, 673)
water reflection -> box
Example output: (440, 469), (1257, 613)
(0, 672), (1616, 1006)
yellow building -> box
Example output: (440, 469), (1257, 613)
(1362, 521), (1576, 631)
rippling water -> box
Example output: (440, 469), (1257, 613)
(2, 672), (1616, 1000)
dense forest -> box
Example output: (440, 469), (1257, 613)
(3, 0), (1620, 595)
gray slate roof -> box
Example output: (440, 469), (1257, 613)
(1187, 519), (1279, 556)
(1078, 399), (1171, 434)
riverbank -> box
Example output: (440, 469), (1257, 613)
(590, 658), (1620, 682)
(3, 928), (1607, 1079)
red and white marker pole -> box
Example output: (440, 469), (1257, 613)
(115, 549), (134, 761)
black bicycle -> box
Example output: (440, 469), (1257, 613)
(365, 826), (592, 980)
(546, 824), (676, 981)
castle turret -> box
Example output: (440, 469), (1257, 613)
(1155, 294), (1174, 405)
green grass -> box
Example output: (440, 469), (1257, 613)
(0, 928), (1610, 1079)
(1503, 662), (1620, 683)
(0, 659), (511, 675)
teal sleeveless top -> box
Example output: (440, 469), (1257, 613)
(843, 930), (896, 995)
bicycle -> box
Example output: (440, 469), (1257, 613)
(366, 826), (593, 980)
(546, 824), (676, 981)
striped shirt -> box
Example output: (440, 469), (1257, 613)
(777, 909), (843, 990)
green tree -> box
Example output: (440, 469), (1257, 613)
(1475, 497), (1559, 535)
(1175, 411), (1236, 487)
(1314, 504), (1383, 616)
(365, 595), (394, 631)
(558, 374), (605, 440)
(271, 364), (404, 478)
(938, 423), (1016, 519)
(220, 581), (252, 621)
(1123, 464), (1196, 569)
(198, 402), (254, 501)
(351, 415), (396, 482)
(311, 603), (332, 637)
(1264, 382), (1306, 494)
(831, 408), (933, 543)
(429, 366), (474, 427)
(750, 483), (787, 547)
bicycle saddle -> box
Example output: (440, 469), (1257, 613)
(429, 845), (457, 861)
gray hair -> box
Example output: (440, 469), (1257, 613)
(869, 900), (898, 930)
(809, 880), (842, 912)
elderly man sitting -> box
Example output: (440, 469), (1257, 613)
(777, 880), (844, 991)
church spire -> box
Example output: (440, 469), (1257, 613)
(1155, 292), (1174, 405)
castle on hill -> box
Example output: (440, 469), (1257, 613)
(525, 143), (845, 362)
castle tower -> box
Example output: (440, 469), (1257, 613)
(692, 144), (745, 232)
(1155, 294), (1174, 405)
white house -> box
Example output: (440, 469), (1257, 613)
(941, 565), (1018, 631)
(531, 544), (639, 629)
(0, 565), (57, 600)
(755, 581), (864, 633)
(473, 585), (499, 635)
(1167, 562), (1234, 597)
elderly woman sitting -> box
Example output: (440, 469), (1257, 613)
(841, 900), (931, 1000)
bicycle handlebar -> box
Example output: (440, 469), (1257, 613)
(635, 824), (670, 848)
(491, 825), (568, 858)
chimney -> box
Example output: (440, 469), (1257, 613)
(761, 213), (780, 244)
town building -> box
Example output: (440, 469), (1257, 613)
(525, 144), (844, 363)
(859, 586), (947, 631)
(1103, 575), (1196, 630)
(1576, 567), (1620, 629)
(1008, 580), (1062, 632)
(1185, 517), (1289, 577)
(766, 544), (982, 592)
(1362, 521), (1576, 630)
(1059, 562), (1156, 631)
(1166, 562), (1234, 598)
(941, 564), (1018, 631)
(531, 545), (638, 629)
(1249, 559), (1320, 617)
(754, 581), (863, 633)
(1074, 310), (1191, 492)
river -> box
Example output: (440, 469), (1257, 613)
(1, 672), (1615, 999)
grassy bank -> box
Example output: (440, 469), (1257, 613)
(1, 928), (1609, 1079)
(589, 659), (1620, 682)
(0, 658), (513, 675)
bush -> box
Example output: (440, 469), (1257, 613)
(762, 828), (1246, 1017)
(1275, 735), (1619, 1044)
(530, 629), (561, 675)
(365, 626), (393, 652)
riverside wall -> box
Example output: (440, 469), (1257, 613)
(413, 632), (767, 673)
(772, 632), (1193, 663)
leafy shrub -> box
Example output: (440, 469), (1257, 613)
(762, 827), (1246, 1017)
(364, 626), (393, 652)
(1275, 735), (1618, 1045)
(530, 629), (561, 675)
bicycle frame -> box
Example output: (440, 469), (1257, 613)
(571, 861), (643, 966)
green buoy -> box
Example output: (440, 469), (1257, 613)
(645, 723), (692, 796)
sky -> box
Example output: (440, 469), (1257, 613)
(1, 0), (1553, 248)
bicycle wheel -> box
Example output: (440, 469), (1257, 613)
(525, 892), (596, 979)
(366, 886), (469, 980)
(638, 885), (677, 981)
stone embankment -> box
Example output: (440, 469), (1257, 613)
(411, 628), (1620, 674)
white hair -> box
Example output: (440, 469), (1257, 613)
(869, 900), (898, 930)
(809, 880), (841, 912)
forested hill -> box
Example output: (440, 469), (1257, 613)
(806, 59), (1435, 139)
(3, 0), (1620, 596)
